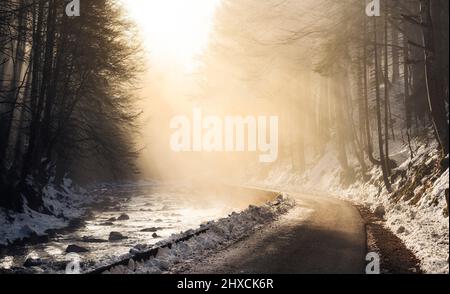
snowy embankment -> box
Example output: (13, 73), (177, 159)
(0, 179), (91, 246)
(100, 195), (294, 274)
(249, 141), (449, 274)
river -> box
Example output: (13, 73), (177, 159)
(0, 182), (273, 272)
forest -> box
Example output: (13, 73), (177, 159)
(0, 0), (140, 211)
(198, 0), (449, 177)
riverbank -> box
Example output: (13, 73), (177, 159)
(0, 179), (95, 248)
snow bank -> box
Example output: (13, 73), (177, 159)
(0, 178), (91, 246)
(101, 194), (295, 274)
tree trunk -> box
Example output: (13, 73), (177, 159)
(391, 25), (400, 82)
(374, 17), (392, 192)
(363, 12), (381, 166)
(0, 0), (27, 165)
(420, 0), (450, 156)
(384, 4), (392, 176)
(334, 77), (352, 178)
(403, 33), (412, 130)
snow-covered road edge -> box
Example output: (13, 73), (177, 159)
(99, 194), (295, 274)
(247, 142), (449, 274)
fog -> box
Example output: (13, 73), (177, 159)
(124, 0), (330, 187)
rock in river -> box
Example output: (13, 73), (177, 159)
(23, 258), (45, 267)
(140, 227), (161, 233)
(66, 244), (89, 253)
(81, 236), (108, 243)
(117, 214), (130, 221)
(109, 231), (128, 241)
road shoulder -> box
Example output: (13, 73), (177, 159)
(357, 205), (423, 274)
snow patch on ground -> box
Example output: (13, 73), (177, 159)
(101, 195), (295, 274)
(0, 179), (91, 246)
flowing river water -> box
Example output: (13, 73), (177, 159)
(0, 183), (274, 272)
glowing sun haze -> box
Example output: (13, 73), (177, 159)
(120, 0), (221, 72)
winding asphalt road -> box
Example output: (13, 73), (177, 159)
(178, 193), (366, 274)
